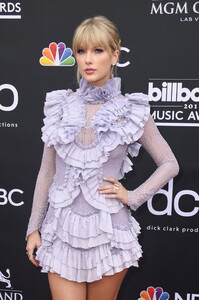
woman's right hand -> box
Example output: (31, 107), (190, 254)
(26, 230), (41, 267)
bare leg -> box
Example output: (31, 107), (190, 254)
(87, 268), (128, 300)
(48, 272), (87, 300)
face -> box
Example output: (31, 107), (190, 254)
(75, 44), (119, 87)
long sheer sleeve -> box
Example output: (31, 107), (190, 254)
(127, 115), (179, 211)
(26, 144), (56, 239)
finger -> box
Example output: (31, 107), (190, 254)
(26, 245), (32, 252)
(26, 246), (34, 256)
(99, 188), (118, 194)
(103, 177), (118, 184)
(29, 255), (40, 267)
(105, 194), (120, 199)
(36, 243), (41, 250)
(98, 184), (115, 191)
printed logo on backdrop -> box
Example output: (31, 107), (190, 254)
(0, 188), (24, 206)
(175, 292), (199, 299)
(117, 47), (130, 68)
(40, 42), (75, 66)
(146, 178), (199, 234)
(138, 286), (199, 300)
(138, 286), (170, 300)
(39, 42), (130, 68)
(0, 268), (23, 299)
(150, 1), (199, 22)
(148, 79), (199, 127)
(0, 84), (18, 128)
(0, 2), (21, 19)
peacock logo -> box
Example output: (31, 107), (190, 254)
(138, 286), (170, 300)
(40, 42), (75, 66)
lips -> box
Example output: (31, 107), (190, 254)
(85, 68), (96, 74)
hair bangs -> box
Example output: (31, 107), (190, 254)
(73, 23), (111, 55)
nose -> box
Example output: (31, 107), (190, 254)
(85, 51), (93, 64)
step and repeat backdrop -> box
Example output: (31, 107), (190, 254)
(0, 0), (199, 299)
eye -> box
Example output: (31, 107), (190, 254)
(77, 49), (85, 54)
(95, 48), (104, 53)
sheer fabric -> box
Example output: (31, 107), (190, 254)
(127, 116), (179, 210)
(76, 103), (102, 147)
(26, 145), (56, 237)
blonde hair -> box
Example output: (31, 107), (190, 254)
(72, 16), (121, 81)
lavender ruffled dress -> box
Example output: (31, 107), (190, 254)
(35, 77), (150, 282)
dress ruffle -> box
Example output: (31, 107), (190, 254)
(41, 87), (150, 174)
(36, 238), (142, 282)
(37, 77), (150, 282)
(40, 204), (141, 250)
(36, 204), (143, 282)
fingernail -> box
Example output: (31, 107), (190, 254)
(103, 177), (106, 180)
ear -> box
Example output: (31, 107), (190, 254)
(111, 50), (120, 65)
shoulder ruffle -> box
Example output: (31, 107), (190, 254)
(92, 92), (150, 148)
(41, 89), (85, 147)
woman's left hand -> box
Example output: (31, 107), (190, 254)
(98, 177), (128, 205)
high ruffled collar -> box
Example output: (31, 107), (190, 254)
(77, 77), (121, 104)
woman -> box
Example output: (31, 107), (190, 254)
(26, 16), (179, 300)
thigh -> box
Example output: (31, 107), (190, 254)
(48, 272), (87, 300)
(87, 268), (128, 300)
